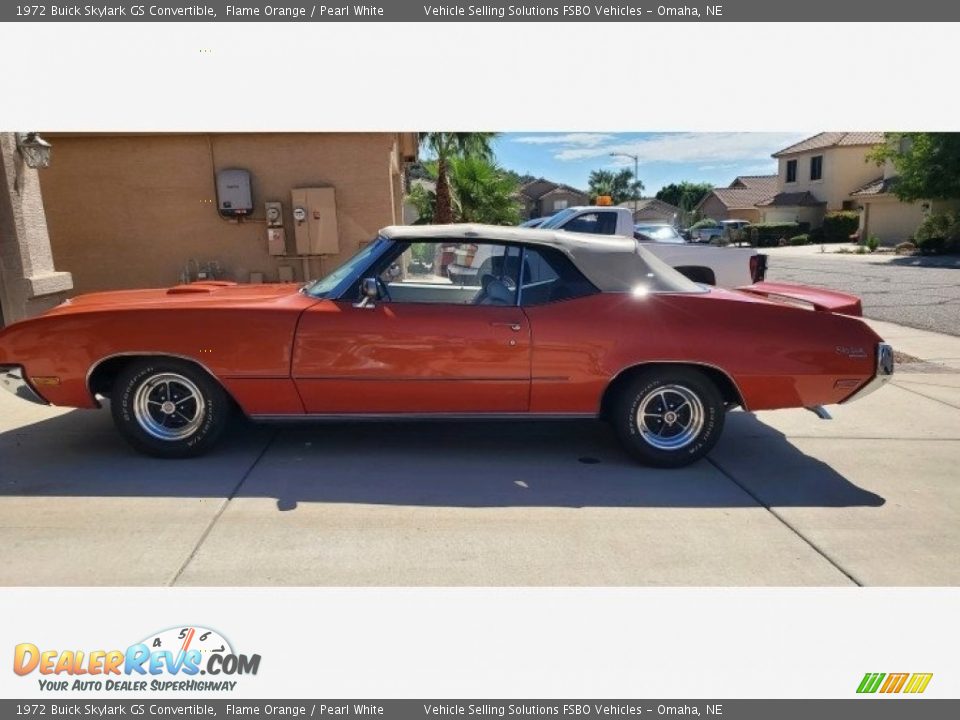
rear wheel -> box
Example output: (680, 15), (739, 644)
(612, 367), (724, 468)
(111, 359), (230, 458)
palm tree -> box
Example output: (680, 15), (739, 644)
(588, 167), (644, 204)
(449, 155), (521, 225)
(405, 156), (521, 226)
(418, 133), (497, 223)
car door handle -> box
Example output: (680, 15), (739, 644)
(490, 322), (522, 332)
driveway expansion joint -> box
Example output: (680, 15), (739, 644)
(167, 430), (278, 586)
(706, 456), (863, 587)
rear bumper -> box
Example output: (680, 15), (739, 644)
(0, 365), (49, 406)
(843, 343), (894, 403)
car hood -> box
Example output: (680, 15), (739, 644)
(39, 282), (305, 317)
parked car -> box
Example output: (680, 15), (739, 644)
(634, 223), (687, 244)
(692, 219), (752, 244)
(690, 222), (723, 243)
(0, 224), (893, 468)
(537, 206), (766, 287)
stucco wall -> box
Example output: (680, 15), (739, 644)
(777, 146), (881, 210)
(39, 133), (408, 295)
(697, 195), (730, 221)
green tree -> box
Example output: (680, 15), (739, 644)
(868, 133), (960, 202)
(406, 157), (521, 226)
(656, 181), (714, 212)
(588, 168), (643, 204)
(418, 133), (497, 223)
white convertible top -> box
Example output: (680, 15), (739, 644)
(379, 224), (701, 293)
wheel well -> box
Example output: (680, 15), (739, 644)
(87, 355), (231, 404)
(599, 362), (744, 419)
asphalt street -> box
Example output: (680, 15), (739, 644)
(767, 251), (960, 336)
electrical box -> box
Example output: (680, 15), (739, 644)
(216, 169), (253, 217)
(291, 187), (339, 255)
(267, 228), (286, 256)
(265, 201), (283, 228)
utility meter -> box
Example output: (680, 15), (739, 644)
(265, 201), (283, 227)
(293, 206), (307, 223)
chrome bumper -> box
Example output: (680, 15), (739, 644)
(0, 366), (49, 406)
(843, 343), (894, 403)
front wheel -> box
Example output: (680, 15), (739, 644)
(612, 368), (725, 468)
(111, 359), (231, 458)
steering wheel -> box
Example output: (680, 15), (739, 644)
(375, 276), (393, 302)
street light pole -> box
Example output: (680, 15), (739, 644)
(610, 152), (640, 217)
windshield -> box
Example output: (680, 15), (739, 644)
(537, 208), (580, 229)
(302, 238), (386, 298)
(635, 225), (684, 243)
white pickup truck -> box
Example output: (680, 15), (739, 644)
(538, 206), (766, 288)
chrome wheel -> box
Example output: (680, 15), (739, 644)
(636, 384), (705, 451)
(132, 372), (206, 441)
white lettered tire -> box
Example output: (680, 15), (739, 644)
(111, 359), (231, 458)
(613, 367), (725, 468)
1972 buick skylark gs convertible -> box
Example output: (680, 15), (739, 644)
(0, 225), (893, 467)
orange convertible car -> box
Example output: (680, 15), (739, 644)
(0, 225), (893, 467)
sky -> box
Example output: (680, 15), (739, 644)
(492, 132), (812, 195)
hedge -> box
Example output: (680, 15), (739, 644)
(822, 211), (860, 243)
(747, 222), (810, 247)
(914, 211), (960, 254)
(789, 234), (810, 246)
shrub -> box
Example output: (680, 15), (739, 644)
(690, 217), (718, 229)
(866, 234), (880, 252)
(914, 211), (960, 254)
(821, 211), (861, 243)
(789, 234), (810, 246)
(747, 222), (809, 248)
(809, 226), (825, 244)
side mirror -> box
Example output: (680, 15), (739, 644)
(354, 277), (379, 309)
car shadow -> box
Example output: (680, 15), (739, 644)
(879, 254), (960, 268)
(0, 406), (885, 511)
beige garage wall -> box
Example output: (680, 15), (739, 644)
(864, 199), (925, 245)
(39, 133), (408, 295)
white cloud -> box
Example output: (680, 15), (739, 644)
(550, 132), (808, 164)
(512, 133), (615, 147)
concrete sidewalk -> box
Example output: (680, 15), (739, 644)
(0, 319), (958, 587)
(866, 318), (960, 371)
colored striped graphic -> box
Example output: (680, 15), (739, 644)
(857, 672), (933, 694)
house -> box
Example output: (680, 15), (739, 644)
(758, 132), (885, 226)
(695, 175), (777, 223)
(617, 198), (682, 224)
(35, 132), (418, 295)
(759, 131), (960, 244)
(850, 145), (960, 245)
(0, 133), (74, 326)
(519, 178), (590, 219)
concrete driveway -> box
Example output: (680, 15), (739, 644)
(1, 319), (958, 587)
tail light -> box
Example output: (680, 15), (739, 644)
(750, 253), (768, 283)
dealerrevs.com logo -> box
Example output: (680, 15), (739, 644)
(857, 672), (933, 695)
(14, 626), (261, 693)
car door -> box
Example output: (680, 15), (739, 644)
(291, 240), (531, 414)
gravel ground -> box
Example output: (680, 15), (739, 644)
(766, 252), (960, 336)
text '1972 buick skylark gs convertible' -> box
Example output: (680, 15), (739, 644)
(0, 225), (894, 468)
